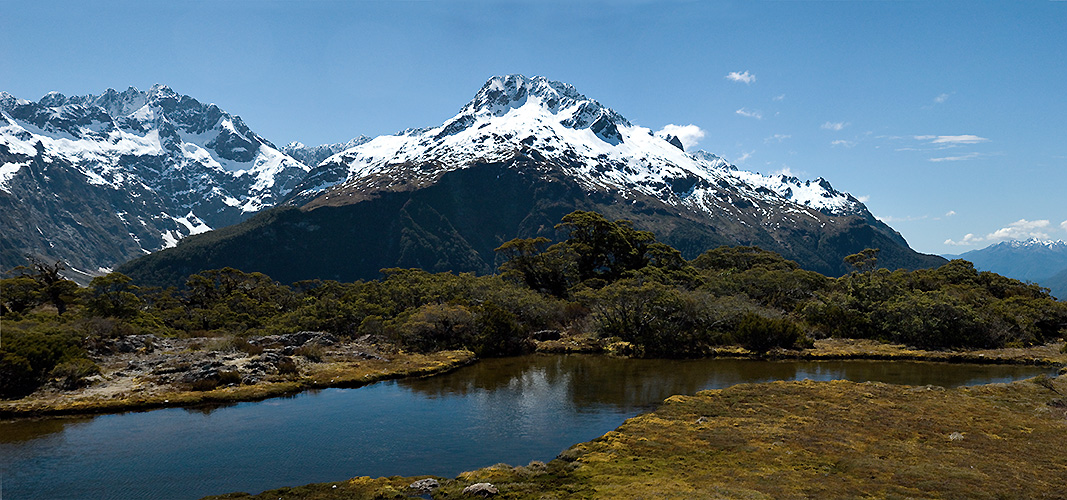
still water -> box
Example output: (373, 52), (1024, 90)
(0, 355), (1055, 500)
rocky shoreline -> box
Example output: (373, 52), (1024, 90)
(0, 332), (475, 418)
(2, 335), (1064, 419)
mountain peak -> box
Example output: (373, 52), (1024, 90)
(465, 74), (584, 115)
(38, 91), (69, 107)
(148, 84), (178, 100)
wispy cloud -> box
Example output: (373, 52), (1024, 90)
(928, 152), (984, 162)
(655, 124), (706, 150)
(831, 139), (856, 148)
(736, 108), (762, 119)
(856, 195), (870, 203)
(764, 134), (790, 143)
(934, 92), (953, 104)
(878, 215), (929, 223)
(1062, 220), (1067, 232)
(915, 135), (990, 145)
(821, 121), (849, 131)
(725, 71), (756, 84)
(945, 219), (1052, 246)
(772, 166), (794, 177)
(945, 210), (957, 217)
(735, 151), (754, 163)
(773, 94), (785, 101)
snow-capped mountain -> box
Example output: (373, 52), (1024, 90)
(948, 238), (1067, 284)
(119, 75), (943, 286)
(290, 75), (871, 224)
(0, 85), (311, 278)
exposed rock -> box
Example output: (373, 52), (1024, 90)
(462, 482), (498, 496)
(178, 361), (225, 384)
(249, 331), (338, 349)
(409, 478), (439, 494)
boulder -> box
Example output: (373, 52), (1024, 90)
(462, 482), (498, 496)
(408, 478), (439, 494)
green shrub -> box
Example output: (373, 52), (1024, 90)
(734, 313), (811, 353)
(0, 326), (87, 398)
(50, 359), (100, 390)
(470, 301), (529, 357)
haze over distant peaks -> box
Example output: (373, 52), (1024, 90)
(948, 238), (1067, 290)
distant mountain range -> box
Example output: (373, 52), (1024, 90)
(108, 75), (944, 286)
(946, 239), (1067, 299)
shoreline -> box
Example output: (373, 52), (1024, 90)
(204, 371), (1067, 500)
(3, 338), (1064, 420)
(0, 349), (476, 419)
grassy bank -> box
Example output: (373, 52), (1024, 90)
(0, 350), (475, 418)
(207, 372), (1067, 499)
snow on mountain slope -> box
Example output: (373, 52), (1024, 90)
(0, 86), (312, 277)
(282, 137), (372, 169)
(292, 75), (866, 223)
(1, 86), (310, 219)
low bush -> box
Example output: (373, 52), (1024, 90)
(733, 313), (812, 353)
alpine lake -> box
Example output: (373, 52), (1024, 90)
(0, 355), (1056, 500)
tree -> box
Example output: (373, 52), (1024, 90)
(86, 272), (142, 318)
(0, 276), (43, 315)
(14, 257), (79, 315)
(844, 248), (880, 275)
(556, 211), (658, 282)
(495, 237), (577, 297)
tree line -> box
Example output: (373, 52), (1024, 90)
(3, 211), (1066, 397)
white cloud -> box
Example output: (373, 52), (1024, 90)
(878, 215), (928, 223)
(946, 219), (1053, 246)
(915, 135), (990, 145)
(736, 108), (762, 119)
(944, 234), (983, 246)
(945, 210), (957, 217)
(735, 151), (754, 163)
(655, 124), (706, 150)
(772, 166), (794, 177)
(831, 140), (856, 148)
(987, 219), (1051, 242)
(929, 152), (984, 162)
(764, 134), (791, 143)
(856, 195), (870, 203)
(1062, 220), (1067, 232)
(934, 92), (953, 104)
(773, 94), (785, 101)
(821, 121), (848, 131)
(725, 71), (756, 84)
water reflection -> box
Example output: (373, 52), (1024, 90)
(401, 355), (1046, 411)
(0, 416), (93, 444)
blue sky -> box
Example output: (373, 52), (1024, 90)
(3, 0), (1065, 256)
